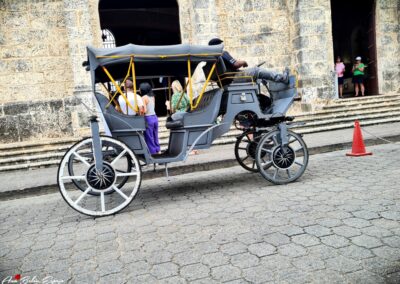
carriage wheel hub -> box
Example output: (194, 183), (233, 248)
(272, 146), (295, 169)
(86, 163), (116, 190)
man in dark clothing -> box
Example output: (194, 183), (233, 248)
(208, 38), (289, 84)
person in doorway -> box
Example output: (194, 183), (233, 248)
(352, 56), (366, 96)
(118, 78), (145, 115)
(335, 56), (346, 98)
(140, 82), (161, 155)
(208, 38), (290, 84)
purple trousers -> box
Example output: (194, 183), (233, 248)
(144, 115), (160, 154)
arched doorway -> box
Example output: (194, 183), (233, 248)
(331, 0), (379, 96)
(98, 0), (182, 116)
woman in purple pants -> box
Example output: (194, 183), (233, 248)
(140, 82), (160, 154)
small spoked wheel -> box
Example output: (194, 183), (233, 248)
(58, 136), (141, 217)
(235, 131), (265, 172)
(255, 130), (308, 184)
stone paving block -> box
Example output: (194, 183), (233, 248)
(352, 210), (380, 220)
(263, 232), (291, 246)
(325, 255), (362, 273)
(304, 224), (331, 237)
(292, 255), (325, 271)
(201, 252), (230, 267)
(291, 233), (320, 247)
(278, 243), (307, 257)
(230, 252), (260, 269)
(344, 270), (385, 284)
(220, 241), (247, 256)
(248, 242), (276, 257)
(211, 265), (242, 282)
(242, 265), (274, 283)
(150, 262), (179, 279)
(351, 234), (383, 249)
(321, 234), (350, 248)
(372, 246), (400, 262)
(332, 225), (361, 238)
(382, 236), (400, 248)
(179, 263), (210, 281)
(337, 244), (374, 260)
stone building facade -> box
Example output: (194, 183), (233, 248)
(0, 0), (399, 143)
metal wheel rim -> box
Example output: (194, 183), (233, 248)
(58, 137), (141, 217)
(235, 131), (262, 172)
(67, 142), (132, 195)
(256, 130), (308, 184)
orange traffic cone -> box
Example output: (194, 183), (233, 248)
(346, 120), (372, 157)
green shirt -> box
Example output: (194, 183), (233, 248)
(171, 92), (190, 112)
(353, 63), (365, 76)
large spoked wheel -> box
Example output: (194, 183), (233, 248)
(58, 136), (141, 217)
(235, 131), (265, 172)
(255, 130), (308, 185)
(67, 141), (132, 195)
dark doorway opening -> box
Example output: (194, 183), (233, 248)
(331, 0), (379, 96)
(98, 0), (182, 116)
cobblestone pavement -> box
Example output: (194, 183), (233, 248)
(1, 144), (400, 283)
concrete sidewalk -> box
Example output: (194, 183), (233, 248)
(1, 122), (400, 199)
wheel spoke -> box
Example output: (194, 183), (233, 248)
(73, 152), (91, 167)
(288, 137), (297, 145)
(74, 187), (91, 205)
(61, 175), (86, 180)
(295, 161), (304, 167)
(273, 168), (279, 179)
(252, 161), (256, 169)
(111, 150), (127, 166)
(286, 169), (291, 178)
(116, 172), (138, 177)
(272, 135), (279, 145)
(261, 161), (273, 169)
(261, 147), (272, 154)
(294, 146), (304, 152)
(112, 185), (128, 200)
(242, 155), (250, 162)
(238, 147), (248, 150)
(100, 192), (105, 212)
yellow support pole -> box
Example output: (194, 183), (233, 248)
(192, 62), (216, 109)
(130, 57), (139, 113)
(102, 66), (135, 112)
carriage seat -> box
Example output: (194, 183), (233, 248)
(94, 92), (146, 132)
(165, 88), (223, 129)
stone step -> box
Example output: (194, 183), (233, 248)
(325, 94), (399, 105)
(321, 96), (400, 110)
(297, 105), (400, 122)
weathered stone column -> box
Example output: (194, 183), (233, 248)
(291, 0), (335, 110)
(62, 0), (101, 132)
(376, 0), (400, 94)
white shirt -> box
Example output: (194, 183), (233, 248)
(118, 91), (144, 115)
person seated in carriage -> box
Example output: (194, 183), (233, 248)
(208, 38), (290, 84)
(140, 82), (161, 155)
(118, 77), (145, 116)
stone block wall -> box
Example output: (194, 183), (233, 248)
(0, 0), (99, 143)
(0, 0), (74, 104)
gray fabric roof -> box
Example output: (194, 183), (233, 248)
(86, 43), (223, 84)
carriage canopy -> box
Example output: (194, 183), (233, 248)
(87, 43), (224, 83)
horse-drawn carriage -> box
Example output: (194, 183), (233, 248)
(58, 43), (309, 217)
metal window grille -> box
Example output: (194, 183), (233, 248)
(101, 29), (116, 48)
